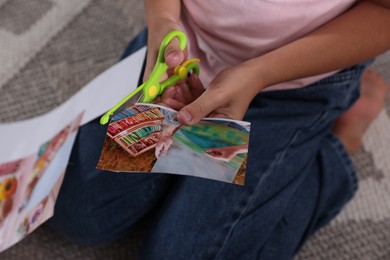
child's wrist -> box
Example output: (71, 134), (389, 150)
(147, 18), (181, 35)
(239, 60), (269, 94)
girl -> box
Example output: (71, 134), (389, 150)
(51, 1), (390, 259)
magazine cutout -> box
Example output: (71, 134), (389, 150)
(97, 103), (250, 185)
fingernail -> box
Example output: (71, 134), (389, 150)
(178, 110), (192, 123)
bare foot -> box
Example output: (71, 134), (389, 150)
(333, 69), (389, 154)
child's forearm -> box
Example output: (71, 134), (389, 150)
(244, 1), (390, 91)
(175, 1), (390, 124)
(144, 0), (181, 31)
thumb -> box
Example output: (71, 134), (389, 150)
(177, 91), (219, 125)
(164, 37), (185, 68)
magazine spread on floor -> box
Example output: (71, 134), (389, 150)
(97, 103), (250, 185)
(0, 113), (83, 252)
(0, 47), (146, 253)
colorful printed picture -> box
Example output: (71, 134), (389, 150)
(0, 113), (83, 252)
(97, 104), (250, 185)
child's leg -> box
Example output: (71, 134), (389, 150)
(333, 69), (389, 154)
(139, 63), (372, 259)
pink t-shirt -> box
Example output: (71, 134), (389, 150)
(181, 0), (357, 91)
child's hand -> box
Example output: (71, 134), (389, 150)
(177, 62), (264, 124)
(157, 74), (205, 111)
(144, 22), (187, 82)
(145, 22), (204, 111)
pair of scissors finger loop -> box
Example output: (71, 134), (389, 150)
(100, 30), (200, 125)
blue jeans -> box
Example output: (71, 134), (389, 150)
(49, 29), (368, 259)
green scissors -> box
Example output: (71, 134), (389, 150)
(100, 30), (200, 125)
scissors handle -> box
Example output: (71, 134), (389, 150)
(157, 58), (200, 97)
(100, 30), (192, 125)
(142, 30), (187, 103)
(157, 30), (187, 64)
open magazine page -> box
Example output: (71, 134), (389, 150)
(0, 47), (145, 253)
(97, 103), (250, 185)
(0, 113), (83, 252)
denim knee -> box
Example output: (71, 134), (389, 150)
(49, 189), (123, 245)
(49, 168), (174, 245)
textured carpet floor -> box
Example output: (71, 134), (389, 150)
(0, 0), (389, 259)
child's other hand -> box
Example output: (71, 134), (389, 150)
(177, 63), (263, 124)
(158, 74), (205, 111)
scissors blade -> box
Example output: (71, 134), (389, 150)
(113, 92), (143, 116)
(100, 85), (144, 125)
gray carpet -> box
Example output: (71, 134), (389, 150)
(0, 0), (389, 259)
